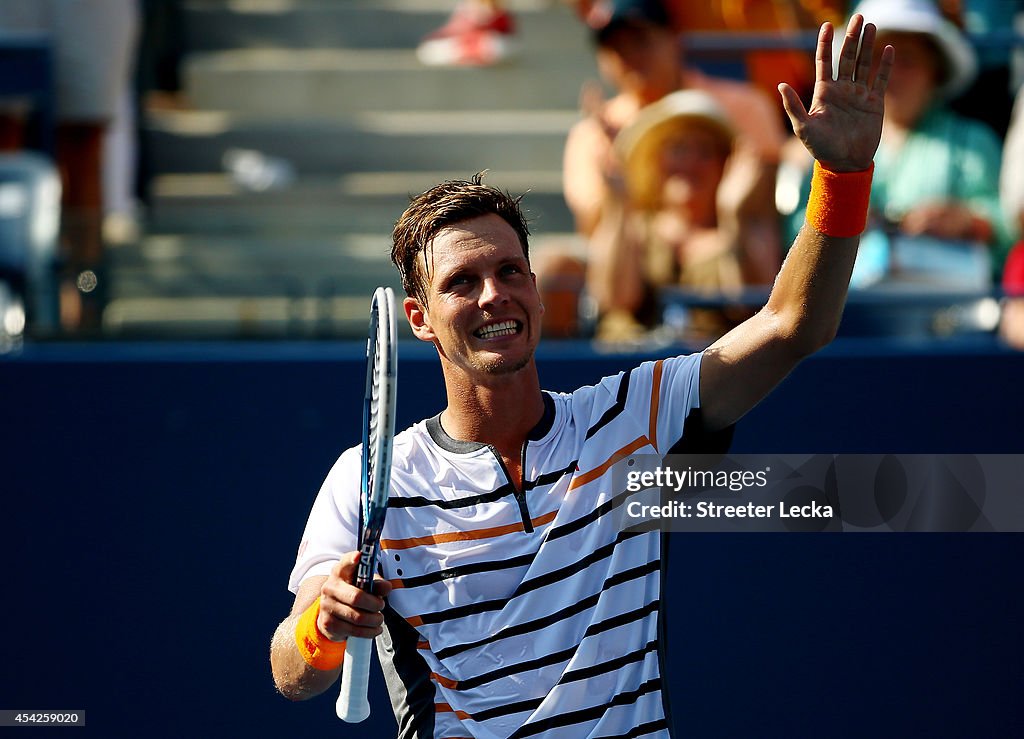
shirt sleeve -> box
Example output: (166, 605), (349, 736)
(287, 445), (362, 593)
(586, 351), (725, 456)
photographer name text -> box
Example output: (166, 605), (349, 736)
(624, 466), (834, 520)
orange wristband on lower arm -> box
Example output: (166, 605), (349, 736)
(295, 597), (346, 670)
(806, 161), (874, 238)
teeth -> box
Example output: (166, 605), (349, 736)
(476, 320), (518, 338)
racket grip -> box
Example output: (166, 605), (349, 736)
(336, 636), (373, 722)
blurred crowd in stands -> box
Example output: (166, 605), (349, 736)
(1, 0), (1024, 349)
(0, 0), (183, 337)
(553, 0), (1024, 347)
(422, 0), (1024, 349)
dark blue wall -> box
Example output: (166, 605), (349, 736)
(1, 339), (1021, 737)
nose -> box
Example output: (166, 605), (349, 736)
(478, 276), (509, 308)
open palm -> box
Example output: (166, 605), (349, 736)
(779, 15), (894, 173)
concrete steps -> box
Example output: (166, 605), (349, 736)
(117, 0), (592, 338)
(182, 0), (588, 52)
(182, 48), (597, 115)
(146, 171), (572, 235)
(104, 230), (583, 338)
(144, 110), (581, 174)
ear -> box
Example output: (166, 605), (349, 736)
(531, 272), (545, 317)
(404, 296), (436, 342)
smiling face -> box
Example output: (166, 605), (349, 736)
(405, 213), (544, 383)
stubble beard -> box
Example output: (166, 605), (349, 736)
(469, 345), (535, 376)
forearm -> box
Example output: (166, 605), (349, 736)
(564, 119), (616, 237)
(764, 221), (859, 355)
(270, 560), (390, 701)
(587, 201), (646, 314)
(767, 160), (872, 349)
(716, 151), (782, 286)
(721, 208), (782, 287)
(270, 612), (343, 701)
(697, 15), (890, 432)
(698, 219), (860, 432)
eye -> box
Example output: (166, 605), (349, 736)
(443, 273), (472, 292)
(500, 263), (524, 276)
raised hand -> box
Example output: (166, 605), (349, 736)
(778, 14), (894, 173)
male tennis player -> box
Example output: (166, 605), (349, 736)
(272, 15), (892, 738)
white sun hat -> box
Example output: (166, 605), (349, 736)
(845, 0), (977, 99)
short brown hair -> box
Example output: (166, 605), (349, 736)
(391, 173), (531, 303)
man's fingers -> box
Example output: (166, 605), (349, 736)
(372, 575), (395, 598)
(332, 550), (361, 582)
(319, 608), (383, 641)
(815, 21), (834, 82)
(871, 44), (895, 95)
(317, 551), (393, 640)
(323, 577), (387, 612)
(324, 600), (384, 630)
(777, 83), (807, 128)
(854, 22), (875, 83)
(317, 586), (387, 640)
(835, 14), (864, 81)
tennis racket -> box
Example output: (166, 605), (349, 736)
(336, 286), (398, 723)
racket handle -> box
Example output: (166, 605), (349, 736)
(336, 636), (373, 722)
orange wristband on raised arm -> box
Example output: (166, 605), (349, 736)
(294, 597), (346, 671)
(806, 161), (874, 238)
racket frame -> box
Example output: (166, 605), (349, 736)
(337, 286), (398, 723)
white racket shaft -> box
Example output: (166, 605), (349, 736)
(336, 636), (373, 722)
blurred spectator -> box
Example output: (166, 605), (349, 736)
(781, 0), (1011, 288)
(999, 243), (1024, 347)
(563, 0), (784, 239)
(999, 84), (1024, 348)
(103, 85), (139, 246)
(137, 0), (186, 110)
(944, 0), (1022, 137)
(587, 90), (780, 340)
(1000, 74), (1024, 234)
(663, 0), (847, 110)
(135, 0), (188, 211)
(545, 0), (783, 337)
(0, 0), (139, 331)
(417, 0), (517, 67)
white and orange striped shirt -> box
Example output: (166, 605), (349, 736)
(290, 352), (729, 738)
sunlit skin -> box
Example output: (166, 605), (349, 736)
(404, 214), (547, 452)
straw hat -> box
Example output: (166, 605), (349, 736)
(615, 90), (735, 210)
(847, 0), (977, 99)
